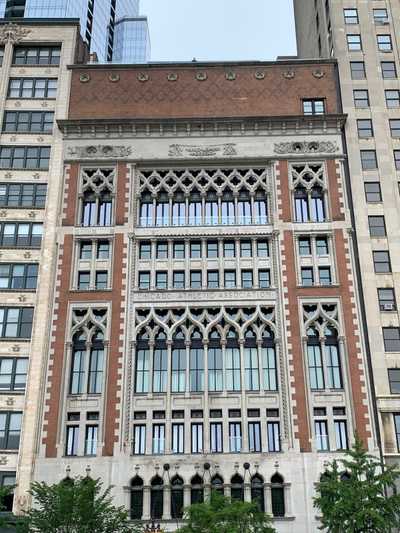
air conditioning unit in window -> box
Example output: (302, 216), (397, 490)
(383, 303), (395, 311)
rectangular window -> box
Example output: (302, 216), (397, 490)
(13, 46), (61, 66)
(133, 425), (146, 455)
(382, 62), (397, 79)
(303, 99), (325, 115)
(84, 425), (98, 456)
(155, 271), (168, 289)
(301, 267), (314, 286)
(353, 89), (369, 108)
(394, 415), (400, 452)
(173, 271), (185, 289)
(241, 270), (253, 289)
(139, 242), (151, 259)
(385, 90), (400, 108)
(390, 119), (400, 138)
(208, 347), (223, 391)
(361, 150), (377, 170)
(344, 8), (358, 24)
(210, 422), (223, 453)
(0, 146), (50, 170)
(190, 241), (201, 258)
(207, 270), (219, 289)
(0, 183), (47, 208)
(347, 34), (362, 51)
(191, 423), (203, 453)
(77, 272), (90, 290)
(171, 349), (186, 392)
(2, 111), (54, 133)
(350, 61), (366, 79)
(95, 271), (107, 290)
(257, 240), (269, 257)
(318, 266), (332, 285)
(248, 422), (261, 452)
(267, 421), (280, 452)
(65, 425), (79, 456)
(357, 119), (373, 138)
(365, 183), (382, 202)
(395, 150), (400, 170)
(373, 251), (391, 273)
(172, 423), (184, 454)
(368, 215), (386, 237)
(377, 34), (392, 51)
(153, 349), (167, 393)
(97, 241), (109, 259)
(152, 424), (165, 454)
(138, 271), (150, 290)
(388, 369), (400, 394)
(190, 270), (202, 289)
(0, 358), (28, 391)
(316, 237), (329, 255)
(223, 241), (235, 257)
(299, 237), (311, 256)
(334, 420), (348, 450)
(374, 8), (389, 24)
(229, 422), (242, 452)
(8, 78), (57, 99)
(240, 241), (252, 257)
(173, 241), (185, 259)
(378, 288), (396, 311)
(0, 263), (38, 290)
(0, 48), (3, 67)
(156, 242), (168, 259)
(224, 270), (236, 288)
(383, 327), (400, 352)
(258, 269), (270, 288)
(0, 307), (33, 338)
(189, 348), (204, 392)
(315, 420), (329, 451)
(207, 241), (218, 258)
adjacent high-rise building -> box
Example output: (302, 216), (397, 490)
(294, 0), (400, 471)
(0, 0), (150, 62)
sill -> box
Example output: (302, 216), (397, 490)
(0, 450), (18, 454)
(2, 131), (53, 135)
(0, 338), (30, 342)
(0, 289), (36, 293)
(11, 64), (59, 68)
(0, 246), (41, 250)
(72, 288), (112, 293)
(0, 206), (45, 210)
(6, 98), (57, 101)
(0, 391), (25, 395)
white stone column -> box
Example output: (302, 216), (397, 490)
(163, 484), (171, 520)
(142, 486), (151, 520)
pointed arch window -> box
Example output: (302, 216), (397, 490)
(307, 327), (324, 390)
(172, 192), (186, 226)
(88, 331), (104, 394)
(221, 191), (235, 225)
(130, 476), (144, 520)
(294, 186), (309, 222)
(150, 476), (163, 520)
(225, 329), (240, 391)
(262, 327), (277, 391)
(153, 331), (167, 393)
(189, 191), (202, 226)
(171, 476), (184, 519)
(230, 474), (244, 501)
(238, 190), (251, 225)
(70, 329), (104, 395)
(208, 330), (223, 392)
(254, 190), (268, 224)
(156, 193), (170, 226)
(311, 185), (325, 222)
(244, 328), (259, 391)
(325, 327), (343, 389)
(80, 169), (114, 227)
(251, 474), (265, 512)
(271, 473), (285, 517)
(135, 331), (150, 393)
(172, 330), (186, 393)
(139, 194), (154, 227)
(189, 330), (204, 392)
(205, 191), (218, 225)
(307, 325), (343, 390)
(211, 474), (224, 496)
(190, 474), (204, 504)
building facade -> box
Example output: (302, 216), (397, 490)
(0, 0), (150, 63)
(294, 0), (400, 470)
(14, 59), (377, 531)
(0, 20), (85, 512)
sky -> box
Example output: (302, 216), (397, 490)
(140, 0), (297, 62)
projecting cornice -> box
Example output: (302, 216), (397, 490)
(57, 114), (346, 141)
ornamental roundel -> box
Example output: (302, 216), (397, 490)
(283, 70), (295, 79)
(79, 73), (90, 83)
(138, 72), (149, 82)
(312, 69), (325, 79)
(109, 73), (120, 82)
(255, 71), (265, 80)
(167, 73), (178, 81)
(196, 71), (207, 81)
(225, 71), (236, 81)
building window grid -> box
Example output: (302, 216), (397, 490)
(0, 263), (38, 290)
(12, 46), (61, 66)
(347, 34), (362, 51)
(8, 78), (57, 99)
(0, 183), (47, 208)
(2, 111), (54, 134)
(0, 411), (22, 450)
(0, 307), (33, 339)
(377, 34), (392, 52)
(0, 146), (50, 170)
(0, 358), (28, 391)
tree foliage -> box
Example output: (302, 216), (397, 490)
(176, 491), (276, 533)
(16, 476), (142, 533)
(314, 436), (400, 533)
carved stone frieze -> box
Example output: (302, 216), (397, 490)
(67, 145), (132, 159)
(274, 141), (339, 154)
(168, 143), (237, 158)
(0, 23), (31, 44)
(0, 457), (8, 465)
(133, 289), (276, 303)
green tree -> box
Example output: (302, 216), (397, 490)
(17, 476), (142, 533)
(176, 491), (276, 533)
(314, 436), (400, 532)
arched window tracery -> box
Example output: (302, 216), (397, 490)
(130, 476), (144, 520)
(80, 168), (114, 227)
(292, 163), (327, 223)
(230, 473), (244, 501)
(211, 474), (224, 495)
(150, 476), (163, 520)
(190, 474), (204, 504)
(271, 473), (285, 517)
(170, 475), (184, 519)
(251, 474), (265, 512)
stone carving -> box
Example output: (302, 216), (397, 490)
(109, 73), (120, 82)
(283, 70), (295, 79)
(225, 71), (236, 81)
(313, 69), (325, 79)
(137, 73), (149, 82)
(10, 136), (16, 142)
(0, 23), (31, 44)
(255, 71), (265, 80)
(196, 71), (207, 81)
(4, 172), (13, 179)
(167, 73), (178, 81)
(23, 252), (31, 259)
(12, 345), (20, 353)
(79, 73), (90, 83)
(134, 289), (274, 303)
(0, 211), (7, 218)
(274, 141), (339, 154)
(14, 101), (21, 108)
(28, 211), (37, 218)
(6, 397), (15, 407)
(67, 145), (132, 159)
(32, 173), (40, 179)
(0, 457), (8, 465)
(168, 143), (237, 158)
(40, 101), (48, 108)
(18, 295), (27, 303)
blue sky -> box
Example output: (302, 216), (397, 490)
(141, 0), (297, 62)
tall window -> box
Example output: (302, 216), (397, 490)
(225, 330), (240, 391)
(172, 423), (184, 454)
(130, 477), (144, 520)
(81, 169), (114, 227)
(133, 425), (146, 455)
(244, 329), (259, 391)
(140, 195), (153, 226)
(88, 332), (104, 394)
(208, 330), (222, 391)
(238, 191), (252, 224)
(248, 422), (261, 452)
(294, 185), (326, 222)
(325, 327), (343, 389)
(152, 424), (165, 454)
(262, 328), (277, 390)
(254, 190), (268, 224)
(271, 474), (285, 517)
(189, 191), (202, 225)
(70, 329), (104, 395)
(229, 422), (242, 452)
(230, 474), (244, 501)
(156, 194), (169, 226)
(135, 332), (150, 393)
(189, 330), (204, 392)
(171, 331), (186, 392)
(251, 475), (265, 512)
(205, 193), (218, 225)
(65, 425), (79, 456)
(267, 421), (281, 452)
(150, 476), (163, 520)
(191, 475), (204, 504)
(307, 327), (324, 389)
(0, 411), (22, 449)
(171, 476), (184, 519)
(191, 423), (203, 453)
(153, 332), (167, 393)
(315, 417), (330, 451)
(210, 422), (223, 453)
(172, 194), (186, 226)
(221, 192), (235, 224)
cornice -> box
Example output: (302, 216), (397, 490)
(58, 114), (347, 140)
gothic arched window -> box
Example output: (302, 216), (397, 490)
(325, 327), (342, 389)
(70, 328), (104, 395)
(205, 191), (218, 225)
(88, 330), (104, 394)
(208, 330), (222, 392)
(150, 476), (164, 520)
(244, 328), (259, 391)
(230, 474), (244, 501)
(153, 331), (167, 393)
(139, 193), (154, 227)
(225, 329), (240, 391)
(189, 329), (204, 392)
(261, 327), (277, 391)
(254, 189), (268, 224)
(251, 474), (265, 512)
(171, 476), (184, 519)
(310, 185), (325, 222)
(81, 169), (113, 227)
(211, 474), (224, 496)
(130, 476), (144, 520)
(221, 191), (235, 225)
(188, 190), (202, 226)
(190, 474), (204, 504)
(271, 473), (285, 517)
(155, 192), (170, 227)
(307, 327), (324, 390)
(294, 185), (309, 222)
(135, 331), (150, 393)
(172, 192), (186, 226)
(238, 190), (251, 225)
(171, 330), (186, 393)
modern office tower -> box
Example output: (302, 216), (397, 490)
(20, 58), (377, 532)
(0, 0), (150, 62)
(0, 19), (86, 512)
(294, 0), (400, 470)
(112, 16), (150, 63)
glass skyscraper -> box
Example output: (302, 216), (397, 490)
(0, 0), (150, 63)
